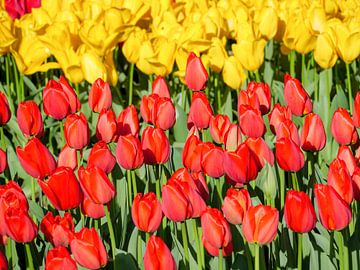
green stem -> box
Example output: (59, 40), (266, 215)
(12, 57), (20, 105)
(297, 233), (302, 270)
(342, 229), (349, 270)
(155, 177), (161, 200)
(128, 63), (134, 105)
(20, 74), (24, 102)
(146, 232), (150, 243)
(192, 219), (202, 270)
(336, 231), (344, 270)
(255, 244), (260, 270)
(104, 206), (117, 266)
(59, 121), (65, 145)
(279, 167), (285, 209)
(5, 55), (10, 96)
(245, 242), (254, 270)
(198, 226), (205, 267)
(76, 150), (81, 169)
(181, 84), (187, 110)
(137, 232), (143, 268)
(94, 219), (99, 231)
(219, 248), (223, 270)
(127, 170), (133, 206)
(301, 54), (306, 87)
(216, 179), (223, 204)
(346, 63), (353, 113)
(31, 178), (36, 203)
(25, 243), (34, 270)
(6, 239), (12, 269)
(290, 51), (296, 77)
(181, 222), (189, 269)
(215, 75), (221, 114)
(291, 172), (299, 191)
(0, 126), (5, 149)
(254, 70), (261, 82)
(312, 55), (318, 102)
(131, 170), (138, 196)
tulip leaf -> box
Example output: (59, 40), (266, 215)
(28, 200), (45, 222)
(221, 88), (233, 122)
(114, 249), (138, 270)
(173, 103), (188, 143)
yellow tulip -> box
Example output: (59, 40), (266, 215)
(308, 4), (326, 34)
(104, 50), (118, 86)
(153, 37), (177, 75)
(314, 31), (338, 69)
(332, 21), (360, 63)
(0, 11), (16, 55)
(256, 6), (278, 40)
(232, 38), (266, 72)
(80, 49), (107, 84)
(122, 28), (147, 64)
(222, 56), (246, 90)
(206, 38), (227, 73)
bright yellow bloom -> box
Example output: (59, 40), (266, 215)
(222, 56), (246, 90)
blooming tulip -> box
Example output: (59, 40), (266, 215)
(45, 247), (77, 270)
(300, 113), (326, 151)
(117, 105), (139, 137)
(141, 127), (170, 165)
(185, 52), (208, 91)
(224, 124), (242, 151)
(152, 76), (170, 98)
(88, 78), (112, 113)
(64, 113), (90, 150)
(0, 92), (10, 125)
(188, 92), (213, 129)
(239, 105), (265, 138)
(245, 137), (274, 167)
(96, 109), (117, 143)
(116, 134), (144, 170)
(268, 104), (292, 134)
(87, 141), (116, 174)
(57, 145), (78, 170)
(40, 212), (74, 247)
(17, 100), (44, 138)
(247, 82), (271, 115)
(337, 146), (356, 176)
(152, 97), (176, 130)
(200, 143), (225, 178)
(276, 119), (300, 146)
(209, 115), (231, 144)
(81, 197), (106, 219)
(4, 208), (38, 243)
(275, 137), (305, 172)
(0, 149), (7, 174)
(238, 90), (260, 113)
(140, 94), (158, 124)
(222, 188), (251, 225)
(182, 134), (202, 172)
(144, 236), (176, 270)
(331, 108), (358, 145)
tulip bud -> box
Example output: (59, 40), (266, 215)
(88, 78), (112, 113)
(239, 105), (265, 138)
(152, 97), (176, 130)
(78, 166), (116, 205)
(331, 108), (358, 145)
(353, 92), (360, 128)
(0, 92), (10, 125)
(268, 103), (292, 134)
(16, 138), (56, 178)
(275, 137), (305, 172)
(209, 115), (231, 144)
(242, 204), (279, 244)
(337, 145), (356, 176)
(276, 119), (300, 145)
(182, 134), (202, 172)
(132, 192), (162, 233)
(222, 188), (251, 225)
(0, 250), (7, 270)
(224, 124), (242, 151)
(116, 134), (144, 170)
(284, 74), (313, 116)
(144, 236), (176, 270)
(0, 149), (7, 174)
(40, 212), (74, 247)
(81, 197), (106, 219)
(284, 190), (317, 233)
(117, 105), (139, 137)
(17, 101), (44, 138)
(201, 143), (225, 178)
(57, 144), (78, 170)
(88, 141), (116, 174)
(185, 52), (208, 91)
(39, 167), (83, 210)
(140, 94), (158, 124)
(314, 184), (352, 231)
(188, 92), (213, 130)
(245, 138), (274, 167)
(70, 228), (108, 269)
(96, 109), (117, 143)
(247, 82), (271, 115)
(64, 113), (90, 150)
(300, 113), (326, 151)
(141, 127), (170, 165)
(152, 76), (170, 98)
(4, 208), (38, 243)
(45, 247), (77, 270)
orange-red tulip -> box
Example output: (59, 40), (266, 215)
(353, 92), (360, 128)
(209, 115), (231, 144)
(238, 105), (265, 138)
(284, 74), (312, 116)
(0, 149), (7, 174)
(40, 212), (74, 247)
(116, 134), (144, 170)
(88, 141), (116, 174)
(0, 92), (10, 126)
(224, 124), (242, 151)
(57, 144), (78, 170)
(337, 145), (356, 176)
(188, 92), (213, 130)
(144, 236), (176, 270)
(17, 100), (43, 138)
(88, 78), (112, 113)
(81, 196), (106, 219)
(185, 52), (208, 91)
(182, 134), (202, 172)
(276, 119), (300, 145)
(222, 188), (251, 225)
(152, 76), (170, 98)
(117, 105), (139, 137)
(300, 113), (326, 151)
(4, 208), (38, 243)
(141, 127), (170, 165)
(96, 109), (117, 143)
(45, 247), (77, 270)
(275, 137), (305, 172)
(245, 137), (274, 167)
(64, 113), (90, 150)
(152, 97), (176, 130)
(331, 108), (358, 145)
(201, 143), (225, 178)
(268, 103), (292, 134)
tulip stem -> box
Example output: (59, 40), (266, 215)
(0, 126), (5, 149)
(5, 55), (10, 95)
(181, 84), (187, 110)
(31, 178), (36, 203)
(245, 242), (253, 270)
(6, 239), (12, 268)
(291, 173), (299, 191)
(192, 219), (202, 270)
(181, 222), (190, 269)
(255, 244), (260, 270)
(301, 54), (306, 87)
(127, 170), (133, 205)
(254, 71), (261, 82)
(25, 243), (34, 270)
(94, 219), (99, 231)
(346, 63), (353, 113)
(59, 121), (65, 145)
(219, 248), (223, 270)
(342, 229), (349, 270)
(216, 179), (223, 204)
(137, 231), (142, 268)
(131, 170), (138, 196)
(290, 51), (296, 77)
(297, 233), (302, 270)
(104, 206), (117, 266)
(128, 63), (134, 105)
(336, 230), (344, 270)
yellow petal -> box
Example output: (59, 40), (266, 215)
(222, 56), (246, 90)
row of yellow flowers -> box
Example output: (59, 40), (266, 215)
(1, 0), (360, 89)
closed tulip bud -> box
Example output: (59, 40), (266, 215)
(96, 109), (117, 143)
(70, 228), (108, 269)
(88, 78), (112, 113)
(4, 208), (38, 243)
(284, 190), (317, 233)
(58, 76), (81, 114)
(144, 236), (176, 270)
(0, 149), (7, 174)
(268, 104), (292, 134)
(275, 137), (305, 172)
(88, 141), (116, 174)
(39, 167), (83, 210)
(353, 92), (360, 128)
(242, 204), (279, 245)
(337, 146), (356, 176)
(0, 250), (7, 270)
(245, 138), (274, 167)
(314, 184), (352, 231)
(64, 113), (90, 150)
(327, 158), (353, 204)
(78, 166), (116, 205)
(140, 94), (158, 124)
(201, 208), (232, 250)
(284, 74), (313, 116)
(0, 92), (10, 126)
(300, 113), (326, 151)
(248, 82), (271, 115)
(224, 124), (242, 151)
(188, 92), (213, 130)
(185, 52), (208, 91)
(152, 76), (170, 98)
(16, 138), (56, 178)
(152, 97), (176, 130)
(57, 145), (78, 170)
(239, 105), (265, 138)
(209, 115), (231, 144)
(276, 119), (300, 145)
(117, 105), (139, 137)
(17, 101), (44, 138)
(331, 108), (358, 145)
(45, 247), (77, 270)
(182, 134), (202, 172)
(142, 127), (170, 165)
(81, 197), (106, 219)
(201, 143), (225, 178)
(132, 192), (162, 233)
(222, 188), (251, 225)
(116, 134), (144, 170)
(40, 212), (74, 247)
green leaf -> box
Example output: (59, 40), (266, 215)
(173, 103), (188, 143)
(114, 249), (138, 270)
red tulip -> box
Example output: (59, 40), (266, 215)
(224, 124), (242, 151)
(117, 105), (139, 137)
(238, 89), (260, 113)
(222, 188), (252, 225)
(142, 127), (170, 165)
(268, 103), (292, 134)
(132, 192), (163, 233)
(78, 166), (115, 205)
(300, 113), (326, 151)
(43, 77), (80, 120)
(314, 184), (352, 231)
(190, 171), (209, 201)
(202, 237), (233, 257)
(275, 137), (305, 172)
(45, 246), (77, 270)
(16, 138), (56, 178)
(140, 94), (158, 124)
(0, 92), (10, 126)
(242, 204), (279, 244)
(352, 168), (360, 201)
(337, 145), (356, 176)
(238, 105), (265, 138)
(331, 108), (358, 145)
(247, 81), (271, 115)
(70, 228), (108, 269)
(116, 134), (144, 170)
(276, 119), (300, 145)
(81, 196), (106, 219)
(284, 190), (317, 233)
(144, 236), (176, 270)
(353, 92), (360, 128)
(209, 115), (231, 144)
(201, 143), (225, 178)
(0, 250), (7, 270)
(88, 78), (112, 113)
(4, 207), (38, 242)
(188, 92), (213, 129)
(38, 167), (83, 210)
(57, 144), (78, 170)
(5, 0), (40, 19)
(152, 76), (170, 98)
(182, 134), (202, 172)
(88, 141), (116, 174)
(40, 212), (74, 247)
(96, 109), (117, 143)
(185, 52), (208, 91)
(64, 113), (90, 150)
(245, 137), (274, 167)
(17, 100), (44, 138)
(0, 149), (7, 174)
(327, 158), (353, 204)
(284, 74), (312, 116)
(152, 97), (176, 130)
